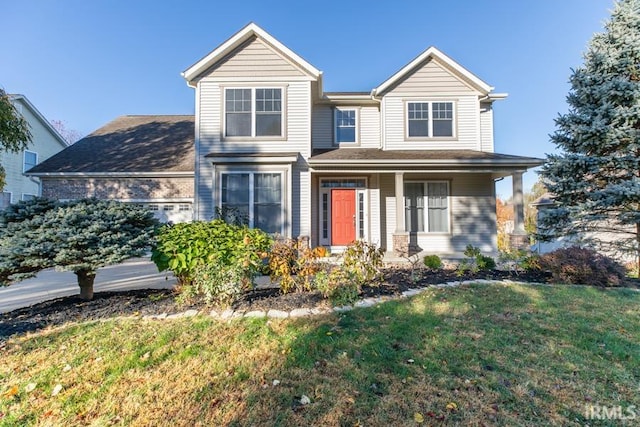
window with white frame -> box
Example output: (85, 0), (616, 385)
(334, 108), (357, 144)
(23, 150), (38, 172)
(404, 181), (449, 233)
(225, 88), (282, 137)
(221, 172), (283, 234)
(407, 101), (454, 138)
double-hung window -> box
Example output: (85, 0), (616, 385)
(23, 150), (38, 172)
(225, 88), (282, 137)
(404, 182), (449, 233)
(221, 172), (283, 234)
(407, 101), (454, 138)
(334, 108), (357, 144)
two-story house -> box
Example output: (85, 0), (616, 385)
(1, 94), (68, 208)
(182, 23), (541, 256)
(182, 23), (541, 254)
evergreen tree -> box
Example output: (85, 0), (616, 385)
(539, 0), (640, 270)
(0, 198), (159, 300)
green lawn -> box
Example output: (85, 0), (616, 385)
(1, 283), (638, 426)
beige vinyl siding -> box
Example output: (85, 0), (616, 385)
(202, 37), (306, 78)
(311, 105), (333, 149)
(198, 80), (311, 156)
(388, 58), (481, 97)
(382, 95), (480, 150)
(359, 105), (381, 148)
(480, 102), (494, 152)
(380, 173), (496, 255)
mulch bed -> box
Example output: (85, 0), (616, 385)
(1, 267), (634, 341)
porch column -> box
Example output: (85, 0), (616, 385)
(510, 171), (528, 249)
(395, 172), (405, 232)
(393, 172), (409, 256)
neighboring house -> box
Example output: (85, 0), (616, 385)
(0, 94), (68, 208)
(181, 23), (542, 256)
(26, 115), (195, 223)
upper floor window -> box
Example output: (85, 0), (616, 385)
(334, 108), (357, 144)
(225, 88), (282, 137)
(23, 150), (38, 172)
(407, 101), (454, 138)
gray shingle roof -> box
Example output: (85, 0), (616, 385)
(309, 148), (543, 165)
(27, 115), (194, 174)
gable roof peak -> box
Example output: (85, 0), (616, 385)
(372, 45), (494, 97)
(182, 22), (322, 86)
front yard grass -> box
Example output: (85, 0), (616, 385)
(1, 283), (638, 426)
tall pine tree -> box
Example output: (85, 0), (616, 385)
(539, 0), (640, 270)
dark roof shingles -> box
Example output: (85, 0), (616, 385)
(28, 115), (194, 174)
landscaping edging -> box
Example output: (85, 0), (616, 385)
(141, 279), (549, 321)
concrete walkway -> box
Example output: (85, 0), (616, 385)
(0, 258), (176, 313)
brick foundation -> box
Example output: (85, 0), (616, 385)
(41, 177), (194, 200)
(392, 233), (409, 257)
(509, 233), (530, 250)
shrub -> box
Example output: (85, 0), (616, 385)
(268, 239), (324, 293)
(539, 246), (626, 287)
(498, 250), (541, 275)
(179, 261), (249, 307)
(423, 254), (443, 270)
(314, 268), (360, 306)
(342, 240), (385, 287)
(457, 244), (496, 275)
(152, 220), (272, 286)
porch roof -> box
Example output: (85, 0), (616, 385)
(308, 148), (543, 173)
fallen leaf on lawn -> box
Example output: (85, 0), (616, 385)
(446, 402), (458, 411)
(63, 364), (72, 372)
(51, 384), (63, 396)
(25, 383), (37, 393)
(300, 395), (311, 405)
(272, 380), (280, 387)
(407, 359), (415, 364)
(414, 412), (424, 423)
(140, 352), (150, 361)
(2, 385), (18, 398)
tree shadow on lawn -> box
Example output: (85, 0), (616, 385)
(223, 284), (640, 426)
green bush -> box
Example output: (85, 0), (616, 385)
(151, 220), (272, 286)
(342, 240), (385, 287)
(539, 246), (626, 287)
(457, 244), (496, 275)
(315, 268), (360, 306)
(498, 250), (541, 275)
(423, 254), (443, 270)
(179, 261), (248, 307)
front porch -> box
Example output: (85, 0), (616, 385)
(308, 148), (543, 257)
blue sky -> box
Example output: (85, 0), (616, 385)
(1, 0), (613, 197)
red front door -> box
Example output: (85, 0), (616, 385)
(331, 189), (356, 245)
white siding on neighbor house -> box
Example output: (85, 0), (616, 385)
(480, 102), (494, 152)
(202, 37), (306, 78)
(1, 98), (66, 204)
(382, 95), (480, 150)
(380, 173), (497, 255)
